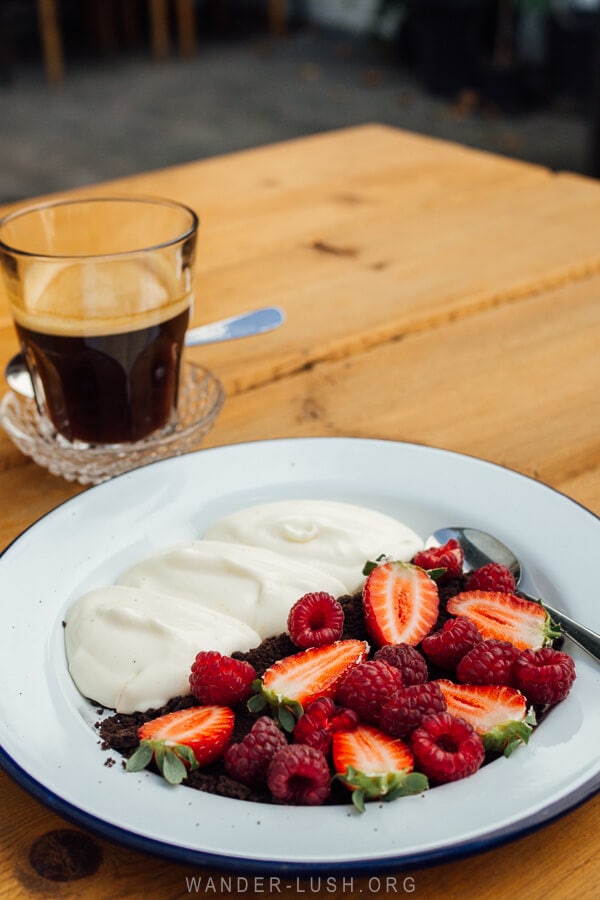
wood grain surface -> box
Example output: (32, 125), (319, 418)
(0, 125), (598, 899)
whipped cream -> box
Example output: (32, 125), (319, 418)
(65, 500), (423, 713)
(205, 500), (423, 593)
(65, 586), (260, 714)
(119, 540), (347, 641)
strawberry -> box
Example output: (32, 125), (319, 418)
(446, 590), (560, 650)
(332, 723), (429, 813)
(248, 639), (368, 731)
(362, 561), (439, 648)
(126, 706), (234, 784)
(436, 679), (535, 757)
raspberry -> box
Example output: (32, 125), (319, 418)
(513, 648), (576, 706)
(421, 616), (482, 672)
(456, 639), (520, 687)
(373, 643), (428, 686)
(189, 651), (256, 706)
(336, 660), (402, 726)
(380, 682), (447, 738)
(298, 696), (335, 726)
(294, 716), (330, 754)
(413, 539), (464, 579)
(287, 592), (344, 648)
(223, 716), (288, 787)
(267, 744), (331, 805)
(465, 563), (516, 594)
(329, 707), (360, 733)
(411, 712), (485, 783)
(293, 697), (359, 753)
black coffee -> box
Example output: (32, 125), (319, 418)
(16, 307), (189, 444)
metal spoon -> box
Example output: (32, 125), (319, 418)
(4, 306), (285, 400)
(429, 526), (600, 663)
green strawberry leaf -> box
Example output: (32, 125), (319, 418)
(247, 691), (267, 713)
(425, 567), (447, 581)
(125, 740), (154, 773)
(385, 772), (429, 800)
(126, 739), (199, 784)
(173, 743), (199, 770)
(525, 707), (537, 727)
(542, 610), (562, 645)
(160, 748), (189, 785)
(257, 685), (304, 730)
(503, 737), (523, 758)
(526, 598), (562, 645)
(338, 767), (429, 811)
(483, 720), (534, 756)
(351, 788), (366, 814)
(248, 680), (303, 730)
(277, 706), (297, 733)
(154, 742), (166, 772)
(275, 699), (303, 732)
(362, 554), (388, 576)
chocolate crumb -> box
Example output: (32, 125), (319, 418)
(232, 633), (296, 677)
(339, 593), (370, 645)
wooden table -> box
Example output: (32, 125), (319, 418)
(0, 125), (598, 898)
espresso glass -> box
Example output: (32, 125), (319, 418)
(0, 196), (198, 445)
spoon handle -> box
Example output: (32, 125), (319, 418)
(522, 591), (600, 663)
(184, 307), (284, 347)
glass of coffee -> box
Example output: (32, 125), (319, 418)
(0, 196), (198, 445)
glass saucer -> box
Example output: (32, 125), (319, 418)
(0, 361), (225, 485)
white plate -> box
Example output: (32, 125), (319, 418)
(0, 438), (598, 874)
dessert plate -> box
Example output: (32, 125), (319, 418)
(0, 437), (598, 874)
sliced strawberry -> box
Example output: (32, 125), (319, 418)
(436, 679), (535, 756)
(126, 706), (234, 784)
(446, 591), (559, 650)
(249, 639), (368, 731)
(332, 723), (429, 812)
(362, 561), (439, 647)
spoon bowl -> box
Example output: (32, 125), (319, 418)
(4, 306), (285, 400)
(428, 526), (600, 663)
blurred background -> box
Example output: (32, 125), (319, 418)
(1, 0), (600, 204)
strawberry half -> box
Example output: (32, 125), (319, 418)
(249, 639), (368, 731)
(332, 723), (429, 813)
(446, 591), (560, 650)
(126, 706), (234, 784)
(362, 561), (439, 647)
(436, 679), (535, 757)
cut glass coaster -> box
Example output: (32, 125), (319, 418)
(0, 361), (225, 485)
